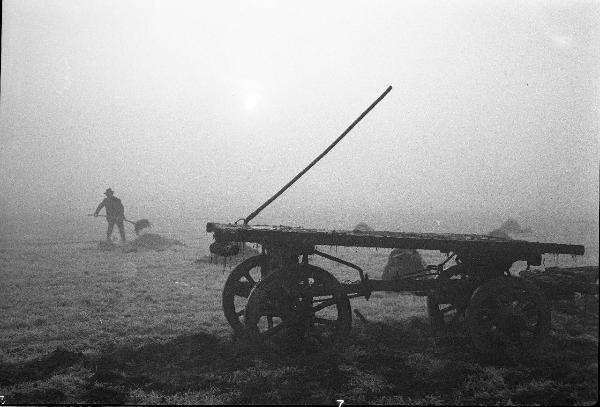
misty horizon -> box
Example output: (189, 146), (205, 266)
(1, 1), (598, 263)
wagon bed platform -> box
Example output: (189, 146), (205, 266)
(206, 222), (584, 256)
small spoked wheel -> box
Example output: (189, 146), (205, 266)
(427, 265), (472, 336)
(222, 255), (268, 334)
(466, 276), (550, 358)
(243, 264), (351, 347)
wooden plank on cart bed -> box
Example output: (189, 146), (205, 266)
(206, 222), (584, 256)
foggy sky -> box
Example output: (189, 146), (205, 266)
(1, 0), (598, 249)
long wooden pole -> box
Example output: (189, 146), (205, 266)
(244, 85), (393, 225)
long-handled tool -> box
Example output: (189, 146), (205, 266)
(88, 214), (151, 235)
(242, 85), (393, 225)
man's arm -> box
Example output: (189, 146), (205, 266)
(94, 199), (106, 216)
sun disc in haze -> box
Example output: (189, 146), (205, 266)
(237, 79), (265, 114)
(243, 93), (261, 112)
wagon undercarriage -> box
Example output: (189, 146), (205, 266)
(207, 222), (585, 357)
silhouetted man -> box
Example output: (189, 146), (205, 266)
(94, 188), (126, 243)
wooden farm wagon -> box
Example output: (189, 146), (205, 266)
(206, 222), (584, 355)
(205, 86), (586, 355)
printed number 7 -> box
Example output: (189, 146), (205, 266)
(336, 400), (344, 407)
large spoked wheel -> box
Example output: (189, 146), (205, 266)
(466, 276), (550, 357)
(243, 264), (352, 347)
(427, 265), (472, 335)
(222, 255), (268, 334)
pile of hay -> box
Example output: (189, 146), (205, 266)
(499, 218), (532, 234)
(122, 233), (184, 252)
(382, 248), (425, 280)
(488, 218), (532, 239)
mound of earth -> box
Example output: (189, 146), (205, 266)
(382, 248), (425, 280)
(122, 233), (184, 252)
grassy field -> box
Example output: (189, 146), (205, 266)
(0, 237), (597, 404)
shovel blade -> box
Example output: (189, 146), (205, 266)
(134, 219), (151, 235)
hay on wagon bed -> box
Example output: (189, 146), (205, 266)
(353, 222), (375, 233)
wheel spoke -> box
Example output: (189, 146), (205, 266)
(312, 298), (336, 312)
(440, 304), (456, 314)
(261, 320), (288, 338)
(312, 296), (334, 303)
(244, 271), (256, 285)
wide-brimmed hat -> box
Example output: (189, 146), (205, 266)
(104, 188), (114, 195)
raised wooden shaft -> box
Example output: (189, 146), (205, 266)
(244, 85), (393, 225)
